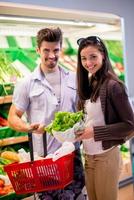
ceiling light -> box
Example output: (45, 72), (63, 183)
(0, 15), (95, 27)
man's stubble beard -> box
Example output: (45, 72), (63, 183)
(46, 57), (58, 69)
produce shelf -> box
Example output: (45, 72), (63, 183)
(0, 136), (28, 146)
(0, 95), (12, 104)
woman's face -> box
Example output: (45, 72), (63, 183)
(80, 45), (104, 75)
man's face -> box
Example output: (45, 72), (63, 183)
(37, 41), (61, 72)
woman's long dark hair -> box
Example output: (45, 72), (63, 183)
(77, 36), (122, 110)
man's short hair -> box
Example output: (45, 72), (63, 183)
(37, 27), (62, 48)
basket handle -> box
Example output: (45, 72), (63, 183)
(28, 132), (34, 161)
(28, 132), (47, 161)
(43, 131), (47, 157)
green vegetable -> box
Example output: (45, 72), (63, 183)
(120, 144), (129, 152)
(0, 165), (6, 175)
(0, 157), (12, 165)
(45, 111), (83, 134)
(0, 52), (22, 84)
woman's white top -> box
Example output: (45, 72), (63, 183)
(83, 97), (110, 155)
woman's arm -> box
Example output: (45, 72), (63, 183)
(94, 81), (134, 141)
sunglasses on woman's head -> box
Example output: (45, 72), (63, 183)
(77, 36), (101, 46)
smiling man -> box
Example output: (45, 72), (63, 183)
(8, 27), (85, 200)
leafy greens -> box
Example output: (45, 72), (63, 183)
(45, 111), (83, 134)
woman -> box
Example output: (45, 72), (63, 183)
(76, 36), (134, 200)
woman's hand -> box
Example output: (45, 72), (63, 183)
(75, 127), (94, 141)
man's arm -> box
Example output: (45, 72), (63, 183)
(8, 104), (45, 133)
(8, 104), (31, 132)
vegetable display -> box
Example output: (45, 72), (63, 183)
(0, 52), (22, 83)
(0, 116), (8, 127)
(45, 111), (84, 134)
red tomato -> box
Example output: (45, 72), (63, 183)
(0, 179), (4, 187)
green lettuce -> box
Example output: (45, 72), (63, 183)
(45, 111), (83, 134)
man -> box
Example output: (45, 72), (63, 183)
(8, 27), (85, 200)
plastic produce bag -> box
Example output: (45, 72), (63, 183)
(52, 142), (75, 161)
(52, 120), (85, 143)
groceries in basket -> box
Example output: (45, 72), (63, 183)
(17, 142), (75, 163)
(45, 142), (75, 161)
(45, 111), (85, 142)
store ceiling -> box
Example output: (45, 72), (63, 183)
(0, 2), (122, 41)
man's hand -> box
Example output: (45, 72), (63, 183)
(27, 123), (45, 134)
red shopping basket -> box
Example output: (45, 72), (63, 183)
(4, 152), (74, 194)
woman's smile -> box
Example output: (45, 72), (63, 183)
(80, 46), (104, 75)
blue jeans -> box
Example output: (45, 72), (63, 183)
(37, 149), (85, 200)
